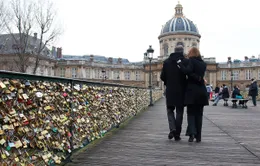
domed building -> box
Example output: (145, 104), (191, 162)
(143, 2), (218, 90)
(158, 2), (201, 59)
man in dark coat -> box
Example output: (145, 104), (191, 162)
(160, 45), (187, 141)
(249, 78), (258, 106)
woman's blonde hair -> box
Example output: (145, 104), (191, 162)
(188, 47), (201, 58)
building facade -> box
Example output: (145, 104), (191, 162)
(0, 33), (57, 76)
(158, 3), (200, 59)
(56, 55), (146, 87)
(217, 56), (260, 90)
(143, 2), (218, 90)
(0, 3), (259, 90)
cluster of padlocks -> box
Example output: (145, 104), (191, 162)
(0, 78), (162, 165)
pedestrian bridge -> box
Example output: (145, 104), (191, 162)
(0, 71), (260, 166)
(67, 98), (260, 166)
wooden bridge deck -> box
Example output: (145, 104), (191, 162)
(66, 98), (260, 166)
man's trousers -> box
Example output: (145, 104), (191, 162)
(167, 106), (184, 136)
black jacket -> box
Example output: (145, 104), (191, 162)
(214, 87), (220, 94)
(249, 80), (258, 96)
(219, 86), (230, 99)
(232, 88), (241, 98)
(178, 56), (208, 106)
(160, 52), (187, 107)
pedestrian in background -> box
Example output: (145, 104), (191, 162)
(213, 84), (229, 106)
(248, 78), (258, 106)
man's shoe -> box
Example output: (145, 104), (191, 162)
(212, 103), (217, 106)
(174, 136), (181, 141)
(188, 135), (195, 142)
(196, 139), (201, 143)
(168, 131), (176, 140)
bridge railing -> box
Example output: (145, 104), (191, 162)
(0, 70), (163, 165)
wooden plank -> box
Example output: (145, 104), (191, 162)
(66, 99), (260, 165)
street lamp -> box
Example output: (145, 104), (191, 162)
(228, 57), (233, 91)
(144, 45), (154, 106)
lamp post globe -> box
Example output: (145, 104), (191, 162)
(147, 45), (154, 59)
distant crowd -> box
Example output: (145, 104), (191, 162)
(207, 79), (258, 107)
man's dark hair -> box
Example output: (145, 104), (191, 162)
(174, 45), (184, 53)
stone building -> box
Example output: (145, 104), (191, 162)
(0, 2), (259, 90)
(143, 2), (218, 90)
(0, 33), (57, 76)
(55, 55), (145, 87)
(158, 3), (200, 59)
(217, 56), (260, 90)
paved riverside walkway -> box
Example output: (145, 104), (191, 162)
(67, 98), (260, 166)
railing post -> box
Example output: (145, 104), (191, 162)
(149, 58), (153, 106)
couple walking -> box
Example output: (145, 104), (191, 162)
(160, 46), (208, 142)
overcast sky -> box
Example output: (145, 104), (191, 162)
(53, 0), (260, 63)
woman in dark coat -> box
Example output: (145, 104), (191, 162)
(177, 47), (209, 142)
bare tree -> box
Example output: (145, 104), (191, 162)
(5, 0), (35, 73)
(32, 0), (60, 74)
(0, 0), (7, 33)
(5, 0), (60, 74)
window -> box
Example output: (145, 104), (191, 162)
(135, 71), (141, 81)
(48, 67), (52, 76)
(232, 70), (239, 80)
(258, 70), (260, 80)
(60, 68), (65, 77)
(40, 67), (44, 75)
(124, 71), (130, 80)
(221, 70), (227, 80)
(85, 68), (90, 78)
(94, 69), (101, 79)
(163, 44), (168, 56)
(113, 70), (120, 80)
(192, 43), (197, 47)
(71, 67), (77, 78)
(176, 42), (184, 47)
(245, 69), (252, 80)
